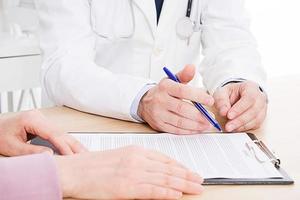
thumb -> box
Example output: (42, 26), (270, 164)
(176, 65), (196, 84)
(19, 143), (54, 155)
(213, 87), (231, 117)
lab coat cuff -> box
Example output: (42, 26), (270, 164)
(130, 83), (157, 122)
(219, 78), (269, 103)
(220, 78), (246, 87)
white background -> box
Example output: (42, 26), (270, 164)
(246, 0), (300, 78)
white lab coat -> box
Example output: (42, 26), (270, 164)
(36, 0), (266, 122)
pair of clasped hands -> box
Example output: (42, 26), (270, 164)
(0, 65), (267, 200)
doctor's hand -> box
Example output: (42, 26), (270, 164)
(0, 110), (87, 156)
(138, 65), (215, 134)
(213, 81), (267, 132)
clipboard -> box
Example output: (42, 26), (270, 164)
(203, 133), (294, 185)
(31, 132), (294, 185)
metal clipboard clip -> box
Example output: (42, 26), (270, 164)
(246, 140), (281, 169)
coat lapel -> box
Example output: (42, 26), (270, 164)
(132, 0), (157, 36)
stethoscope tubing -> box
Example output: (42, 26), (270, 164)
(91, 0), (198, 40)
(186, 0), (193, 17)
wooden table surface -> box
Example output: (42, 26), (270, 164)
(16, 75), (300, 199)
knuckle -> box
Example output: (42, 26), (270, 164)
(236, 117), (247, 127)
(176, 118), (183, 128)
(163, 175), (172, 187)
(176, 101), (184, 113)
(158, 79), (169, 91)
(176, 84), (185, 97)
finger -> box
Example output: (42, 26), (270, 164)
(165, 95), (209, 123)
(22, 112), (76, 155)
(145, 150), (186, 168)
(176, 65), (195, 84)
(132, 184), (183, 200)
(161, 122), (205, 135)
(146, 160), (203, 184)
(65, 135), (88, 153)
(162, 111), (209, 132)
(213, 87), (231, 117)
(47, 136), (74, 155)
(17, 143), (53, 156)
(164, 79), (214, 106)
(227, 94), (255, 120)
(226, 103), (265, 132)
(144, 173), (204, 195)
(235, 107), (267, 132)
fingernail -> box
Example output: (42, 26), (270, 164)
(227, 124), (235, 132)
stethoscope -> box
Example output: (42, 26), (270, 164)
(91, 0), (201, 42)
(176, 0), (202, 43)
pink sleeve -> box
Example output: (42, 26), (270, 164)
(0, 153), (62, 200)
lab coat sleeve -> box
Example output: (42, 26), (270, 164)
(199, 0), (267, 94)
(35, 0), (153, 121)
(130, 83), (156, 122)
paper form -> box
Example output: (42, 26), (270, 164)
(71, 133), (283, 179)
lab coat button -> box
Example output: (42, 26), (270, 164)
(153, 47), (163, 56)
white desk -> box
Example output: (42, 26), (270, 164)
(0, 33), (41, 112)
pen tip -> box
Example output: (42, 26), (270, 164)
(216, 125), (223, 132)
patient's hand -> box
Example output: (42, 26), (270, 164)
(0, 110), (87, 156)
(138, 65), (215, 134)
(56, 146), (204, 199)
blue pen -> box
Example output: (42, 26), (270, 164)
(163, 67), (222, 132)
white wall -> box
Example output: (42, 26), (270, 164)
(0, 0), (4, 31)
(246, 0), (300, 78)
